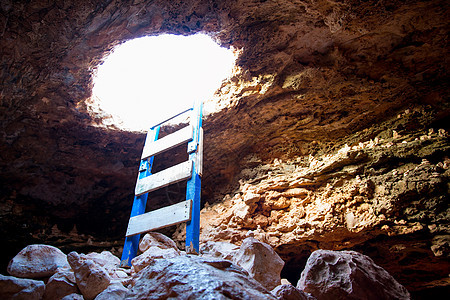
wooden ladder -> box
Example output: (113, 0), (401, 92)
(120, 100), (203, 267)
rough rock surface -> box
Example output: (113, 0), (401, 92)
(297, 250), (411, 300)
(131, 246), (181, 274)
(0, 274), (45, 300)
(271, 284), (315, 300)
(201, 241), (240, 261)
(95, 282), (129, 300)
(43, 267), (79, 300)
(139, 232), (181, 253)
(0, 0), (448, 296)
(234, 237), (285, 290)
(67, 251), (111, 300)
(7, 244), (69, 278)
(125, 255), (276, 299)
(190, 109), (449, 292)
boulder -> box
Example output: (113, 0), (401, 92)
(95, 281), (129, 299)
(131, 246), (180, 273)
(271, 284), (315, 300)
(43, 267), (79, 300)
(125, 255), (276, 299)
(234, 237), (285, 290)
(297, 250), (411, 300)
(67, 251), (111, 300)
(0, 274), (45, 300)
(85, 251), (120, 276)
(7, 244), (69, 278)
(139, 232), (180, 252)
(201, 241), (240, 261)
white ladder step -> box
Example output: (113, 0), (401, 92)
(135, 160), (193, 196)
(126, 199), (192, 237)
(141, 126), (193, 160)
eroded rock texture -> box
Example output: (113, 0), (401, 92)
(0, 0), (448, 297)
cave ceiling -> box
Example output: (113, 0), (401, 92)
(0, 0), (449, 293)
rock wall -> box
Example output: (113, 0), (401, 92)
(185, 107), (449, 293)
(0, 0), (448, 296)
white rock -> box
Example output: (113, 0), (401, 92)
(7, 244), (69, 278)
(43, 267), (79, 300)
(234, 237), (285, 290)
(271, 284), (315, 300)
(297, 250), (411, 300)
(131, 246), (180, 273)
(0, 274), (45, 300)
(138, 232), (180, 252)
(94, 281), (128, 299)
(200, 241), (240, 260)
(67, 251), (111, 300)
(125, 255), (276, 299)
(85, 251), (120, 276)
(61, 293), (84, 300)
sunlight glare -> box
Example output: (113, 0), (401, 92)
(92, 34), (235, 131)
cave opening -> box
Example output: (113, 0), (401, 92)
(90, 33), (235, 132)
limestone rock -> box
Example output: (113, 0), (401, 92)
(95, 281), (129, 300)
(131, 246), (181, 273)
(201, 241), (240, 261)
(67, 251), (111, 300)
(7, 244), (69, 278)
(139, 232), (180, 252)
(85, 251), (120, 276)
(234, 237), (285, 290)
(271, 284), (315, 300)
(61, 294), (84, 300)
(43, 267), (79, 300)
(297, 250), (411, 300)
(125, 255), (276, 299)
(0, 274), (45, 300)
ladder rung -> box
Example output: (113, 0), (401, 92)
(126, 199), (192, 237)
(150, 106), (193, 129)
(141, 126), (193, 160)
(135, 160), (193, 196)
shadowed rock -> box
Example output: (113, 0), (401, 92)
(126, 255), (276, 299)
(297, 250), (411, 300)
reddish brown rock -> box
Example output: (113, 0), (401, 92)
(234, 237), (285, 290)
(297, 250), (411, 300)
(0, 274), (45, 300)
(43, 267), (79, 300)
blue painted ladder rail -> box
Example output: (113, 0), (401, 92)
(120, 100), (203, 267)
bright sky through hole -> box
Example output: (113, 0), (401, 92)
(93, 34), (235, 131)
